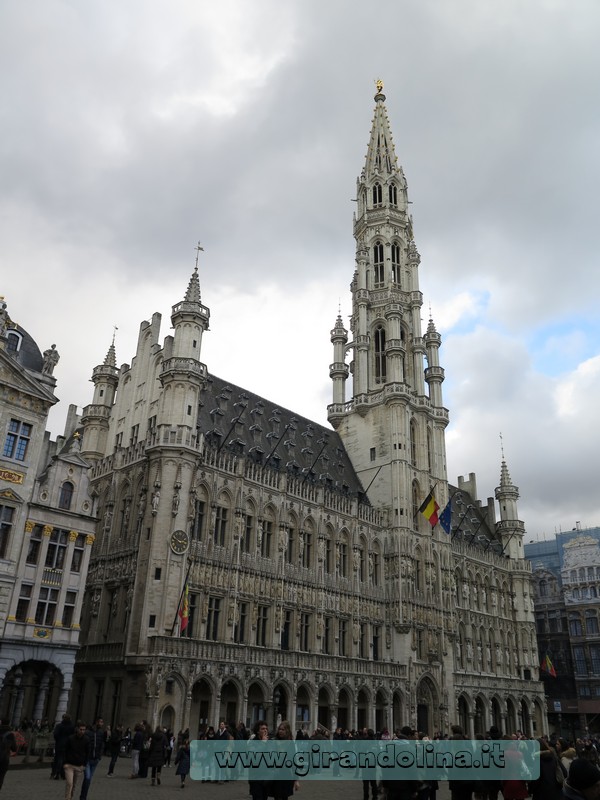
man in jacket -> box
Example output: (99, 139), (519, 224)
(562, 758), (600, 800)
(79, 717), (104, 800)
(64, 722), (90, 800)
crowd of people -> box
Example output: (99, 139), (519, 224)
(4, 714), (600, 799)
(48, 714), (190, 796)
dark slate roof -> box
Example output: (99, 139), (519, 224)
(447, 483), (503, 555)
(198, 373), (367, 499)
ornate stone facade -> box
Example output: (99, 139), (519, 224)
(74, 90), (547, 736)
(0, 301), (96, 724)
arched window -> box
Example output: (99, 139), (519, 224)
(374, 326), (386, 384)
(58, 481), (74, 510)
(391, 242), (401, 284)
(410, 420), (418, 467)
(372, 183), (382, 206)
(427, 429), (433, 472)
(412, 481), (421, 530)
(388, 183), (398, 206)
(373, 242), (384, 287)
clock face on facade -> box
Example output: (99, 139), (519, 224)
(170, 530), (189, 555)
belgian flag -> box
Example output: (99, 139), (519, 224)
(419, 490), (439, 528)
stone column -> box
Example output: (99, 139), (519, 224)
(467, 711), (475, 739)
(11, 668), (24, 727)
(33, 668), (52, 719)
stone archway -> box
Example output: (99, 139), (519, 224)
(357, 689), (369, 731)
(416, 676), (439, 735)
(520, 698), (531, 737)
(317, 686), (332, 731)
(0, 660), (64, 727)
(190, 678), (213, 736)
(160, 704), (175, 730)
(295, 685), (311, 733)
(219, 680), (240, 727)
(392, 691), (403, 733)
(375, 689), (387, 733)
(272, 683), (289, 728)
(247, 682), (266, 728)
(458, 695), (470, 734)
(337, 688), (351, 731)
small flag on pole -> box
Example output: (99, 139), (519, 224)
(540, 654), (557, 677)
(419, 490), (440, 528)
(439, 501), (452, 534)
(178, 582), (189, 634)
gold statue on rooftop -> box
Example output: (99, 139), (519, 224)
(375, 78), (384, 94)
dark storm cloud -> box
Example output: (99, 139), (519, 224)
(2, 0), (600, 535)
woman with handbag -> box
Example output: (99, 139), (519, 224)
(529, 738), (565, 800)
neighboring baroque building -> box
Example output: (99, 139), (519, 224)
(74, 89), (547, 737)
(526, 528), (600, 738)
(0, 300), (95, 724)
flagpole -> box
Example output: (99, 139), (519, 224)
(170, 558), (193, 636)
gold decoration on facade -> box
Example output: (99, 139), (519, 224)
(42, 525), (53, 537)
(24, 520), (35, 533)
(69, 530), (78, 542)
(86, 534), (95, 545)
(0, 467), (24, 484)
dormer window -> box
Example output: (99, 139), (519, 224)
(6, 331), (21, 353)
(58, 481), (74, 511)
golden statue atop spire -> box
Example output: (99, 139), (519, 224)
(375, 78), (384, 94)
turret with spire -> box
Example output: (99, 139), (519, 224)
(80, 334), (119, 461)
(157, 247), (210, 443)
(495, 441), (526, 559)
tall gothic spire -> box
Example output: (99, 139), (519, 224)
(364, 82), (400, 181)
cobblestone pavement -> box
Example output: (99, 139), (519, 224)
(4, 758), (453, 799)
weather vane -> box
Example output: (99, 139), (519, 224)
(194, 241), (204, 270)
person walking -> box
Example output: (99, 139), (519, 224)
(0, 719), (16, 792)
(52, 713), (75, 780)
(175, 738), (191, 788)
(148, 725), (167, 786)
(63, 722), (90, 800)
(80, 717), (104, 800)
(107, 723), (123, 776)
(130, 723), (144, 779)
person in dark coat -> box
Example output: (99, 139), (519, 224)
(107, 723), (123, 776)
(148, 726), (167, 786)
(529, 738), (565, 800)
(52, 713), (75, 779)
(175, 739), (191, 788)
(0, 719), (17, 792)
(563, 758), (600, 799)
(268, 721), (299, 800)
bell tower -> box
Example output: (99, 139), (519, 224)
(328, 83), (449, 529)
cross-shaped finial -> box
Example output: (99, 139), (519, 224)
(195, 241), (204, 270)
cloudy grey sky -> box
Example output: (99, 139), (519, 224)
(2, 0), (599, 539)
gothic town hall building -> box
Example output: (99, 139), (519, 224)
(74, 89), (547, 737)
